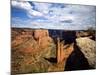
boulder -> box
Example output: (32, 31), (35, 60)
(76, 37), (96, 68)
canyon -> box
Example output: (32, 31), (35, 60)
(11, 28), (96, 74)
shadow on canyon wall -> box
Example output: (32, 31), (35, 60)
(49, 30), (76, 44)
(64, 44), (91, 71)
(49, 30), (93, 71)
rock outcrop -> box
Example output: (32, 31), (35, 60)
(76, 37), (96, 68)
(33, 29), (53, 49)
(34, 29), (49, 40)
(11, 28), (55, 74)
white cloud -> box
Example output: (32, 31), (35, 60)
(50, 15), (75, 22)
(28, 10), (43, 17)
(33, 2), (52, 14)
(12, 1), (95, 24)
(11, 1), (44, 18)
(11, 1), (32, 10)
(31, 2), (75, 22)
(11, 1), (96, 30)
(12, 17), (95, 30)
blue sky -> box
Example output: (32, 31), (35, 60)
(11, 1), (96, 30)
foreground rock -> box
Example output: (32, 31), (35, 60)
(11, 28), (56, 74)
(76, 37), (96, 68)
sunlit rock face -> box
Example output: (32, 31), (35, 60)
(34, 29), (49, 40)
(76, 37), (96, 68)
(33, 29), (53, 49)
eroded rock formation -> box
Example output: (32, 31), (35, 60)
(33, 29), (53, 49)
(11, 28), (96, 74)
(76, 37), (96, 68)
